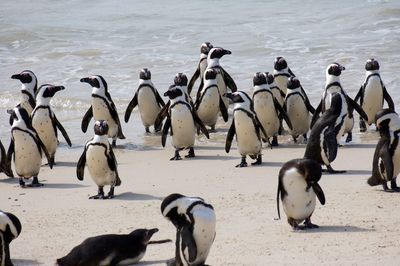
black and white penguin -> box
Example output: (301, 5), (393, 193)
(195, 68), (229, 131)
(284, 77), (315, 142)
(80, 75), (125, 147)
(188, 42), (214, 96)
(161, 193), (216, 266)
(10, 70), (38, 117)
(57, 228), (170, 266)
(7, 107), (53, 187)
(161, 85), (209, 160)
(225, 91), (267, 167)
(124, 68), (165, 133)
(311, 63), (368, 143)
(77, 120), (121, 199)
(0, 211), (22, 266)
(265, 72), (286, 108)
(0, 140), (13, 178)
(367, 109), (400, 192)
(273, 57), (295, 97)
(252, 72), (292, 146)
(32, 84), (72, 166)
(354, 58), (395, 132)
(277, 158), (325, 230)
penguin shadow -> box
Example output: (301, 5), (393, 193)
(195, 145), (226, 151)
(137, 259), (170, 265)
(322, 169), (371, 176)
(40, 182), (89, 189)
(12, 259), (40, 265)
(190, 154), (237, 161)
(304, 225), (374, 234)
(115, 192), (163, 201)
(262, 161), (285, 168)
(339, 143), (376, 149)
(51, 161), (77, 167)
(0, 177), (17, 184)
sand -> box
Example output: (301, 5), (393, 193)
(1, 131), (400, 266)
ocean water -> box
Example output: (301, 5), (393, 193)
(1, 0), (399, 147)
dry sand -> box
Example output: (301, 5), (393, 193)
(1, 131), (400, 266)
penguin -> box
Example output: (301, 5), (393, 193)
(367, 109), (400, 192)
(195, 68), (229, 131)
(225, 91), (268, 167)
(7, 107), (53, 187)
(273, 57), (295, 97)
(10, 70), (38, 117)
(187, 42), (214, 96)
(311, 63), (368, 143)
(57, 228), (171, 266)
(124, 68), (165, 133)
(31, 84), (72, 166)
(277, 158), (325, 230)
(77, 120), (121, 199)
(161, 193), (216, 266)
(284, 77), (315, 142)
(0, 211), (22, 266)
(354, 58), (395, 132)
(161, 85), (209, 160)
(80, 75), (125, 147)
(265, 72), (286, 108)
(0, 140), (13, 178)
(304, 93), (344, 173)
(252, 72), (292, 146)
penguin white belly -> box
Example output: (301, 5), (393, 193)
(286, 96), (310, 136)
(170, 105), (196, 149)
(274, 76), (288, 95)
(362, 79), (383, 125)
(92, 98), (118, 139)
(392, 145), (400, 178)
(271, 88), (284, 107)
(116, 253), (145, 266)
(197, 87), (220, 127)
(12, 130), (42, 178)
(20, 95), (33, 115)
(215, 72), (229, 109)
(32, 109), (57, 156)
(282, 169), (316, 221)
(138, 88), (161, 127)
(253, 93), (279, 137)
(344, 115), (354, 134)
(86, 145), (115, 186)
(234, 112), (261, 156)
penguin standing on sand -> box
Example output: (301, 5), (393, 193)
(77, 120), (121, 199)
(354, 58), (394, 132)
(225, 91), (268, 167)
(161, 193), (216, 266)
(124, 68), (165, 133)
(0, 140), (13, 178)
(161, 85), (209, 160)
(273, 57), (295, 97)
(80, 75), (125, 147)
(32, 84), (72, 165)
(0, 211), (22, 266)
(10, 70), (38, 117)
(265, 72), (286, 107)
(252, 72), (292, 146)
(277, 158), (325, 230)
(188, 42), (214, 96)
(7, 107), (53, 187)
(367, 109), (400, 192)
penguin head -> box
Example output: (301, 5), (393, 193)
(174, 73), (188, 86)
(11, 70), (38, 96)
(0, 211), (22, 244)
(93, 120), (109, 136)
(375, 109), (399, 134)
(274, 57), (288, 71)
(36, 84), (65, 104)
(326, 62), (345, 77)
(161, 193), (185, 227)
(299, 159), (322, 183)
(208, 47), (232, 60)
(253, 72), (267, 86)
(129, 228), (159, 244)
(204, 69), (217, 80)
(365, 58), (380, 71)
(139, 68), (151, 80)
(200, 42), (213, 55)
(224, 91), (252, 111)
(287, 77), (301, 90)
(7, 107), (31, 129)
(264, 72), (275, 86)
(80, 75), (108, 92)
(164, 85), (184, 100)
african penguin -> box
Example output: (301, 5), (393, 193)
(0, 140), (13, 178)
(354, 58), (395, 132)
(367, 109), (400, 192)
(225, 91), (267, 167)
(77, 120), (121, 199)
(188, 42), (214, 96)
(124, 68), (165, 133)
(0, 211), (22, 266)
(273, 57), (295, 97)
(277, 158), (325, 230)
(265, 72), (286, 108)
(80, 75), (125, 147)
(32, 84), (72, 166)
(161, 193), (216, 266)
(7, 107), (53, 187)
(10, 70), (38, 117)
(57, 228), (171, 266)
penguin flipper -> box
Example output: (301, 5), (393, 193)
(108, 146), (121, 186)
(273, 98), (292, 130)
(300, 86), (315, 114)
(221, 68), (237, 92)
(6, 139), (14, 167)
(155, 101), (170, 130)
(155, 89), (166, 107)
(383, 86), (395, 111)
(124, 92), (138, 122)
(311, 183), (326, 205)
(276, 181), (281, 220)
(195, 79), (204, 103)
(81, 107), (93, 133)
(1, 140), (13, 177)
(161, 117), (171, 147)
(372, 136), (393, 184)
(288, 67), (296, 77)
(353, 86), (363, 104)
(225, 119), (236, 153)
(219, 94), (229, 122)
(54, 115), (72, 147)
(310, 100), (322, 129)
(37, 136), (53, 169)
(324, 127), (338, 163)
(188, 66), (200, 96)
(181, 226), (198, 263)
(192, 110), (210, 139)
(76, 146), (87, 181)
(346, 96), (368, 122)
(108, 102), (125, 140)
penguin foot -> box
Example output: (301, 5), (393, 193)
(304, 218), (319, 229)
(325, 165), (346, 174)
(27, 176), (43, 187)
(293, 136), (297, 143)
(112, 139), (117, 148)
(251, 155), (262, 166)
(236, 156), (248, 167)
(359, 120), (367, 132)
(209, 126), (216, 133)
(302, 134), (308, 142)
(390, 180), (399, 192)
(271, 136), (279, 147)
(145, 127), (151, 133)
(185, 148), (195, 158)
(288, 218), (303, 231)
(104, 188), (115, 199)
(89, 194), (105, 199)
(171, 150), (182, 160)
(166, 258), (176, 266)
(345, 132), (352, 143)
(19, 178), (26, 188)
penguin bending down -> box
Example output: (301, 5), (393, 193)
(354, 58), (394, 132)
(161, 193), (216, 266)
(0, 211), (22, 266)
(273, 57), (295, 97)
(311, 63), (368, 143)
(161, 85), (209, 160)
(56, 228), (171, 266)
(252, 72), (292, 146)
(188, 42), (214, 96)
(225, 91), (268, 167)
(32, 84), (72, 166)
(80, 75), (125, 147)
(124, 68), (165, 133)
(195, 68), (229, 131)
(0, 140), (13, 178)
(367, 109), (400, 192)
(7, 107), (53, 187)
(10, 70), (38, 117)
(284, 77), (315, 142)
(277, 158), (325, 230)
(77, 120), (121, 199)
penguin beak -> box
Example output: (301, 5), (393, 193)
(223, 93), (233, 99)
(6, 109), (13, 115)
(223, 49), (232, 55)
(11, 74), (21, 80)
(341, 66), (346, 71)
(80, 77), (91, 84)
(146, 228), (159, 242)
(53, 86), (65, 92)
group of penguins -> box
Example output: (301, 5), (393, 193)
(1, 41), (400, 266)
